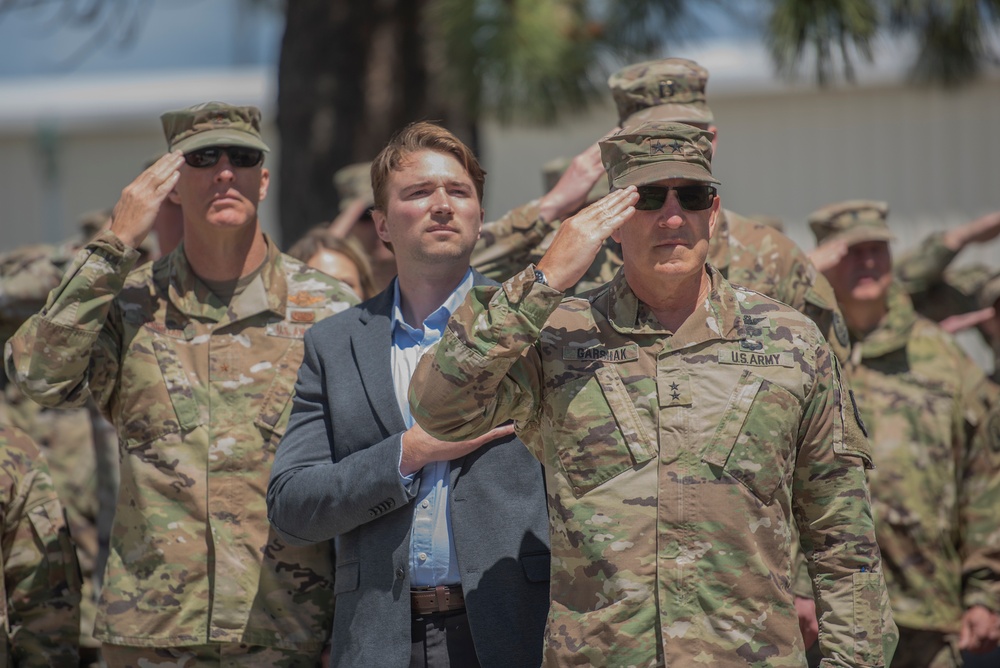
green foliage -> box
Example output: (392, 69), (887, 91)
(766, 0), (878, 84)
(431, 0), (685, 124)
(766, 0), (1000, 85)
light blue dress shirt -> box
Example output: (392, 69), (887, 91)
(391, 269), (475, 587)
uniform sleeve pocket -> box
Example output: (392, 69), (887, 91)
(851, 571), (885, 667)
(702, 370), (799, 505)
(27, 500), (82, 596)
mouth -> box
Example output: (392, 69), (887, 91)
(426, 225), (458, 234)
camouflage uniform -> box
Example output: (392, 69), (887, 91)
(805, 201), (1000, 667)
(0, 215), (119, 661)
(409, 262), (893, 667)
(0, 424), (81, 667)
(841, 284), (1000, 664)
(894, 231), (991, 322)
(4, 230), (357, 654)
(894, 231), (999, 381)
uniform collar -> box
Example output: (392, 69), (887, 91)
(600, 264), (744, 350)
(707, 208), (732, 274)
(851, 282), (917, 360)
(162, 234), (286, 326)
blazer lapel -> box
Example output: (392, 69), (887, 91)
(353, 286), (408, 436)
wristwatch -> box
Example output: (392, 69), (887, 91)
(533, 268), (549, 287)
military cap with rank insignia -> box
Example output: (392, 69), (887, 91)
(599, 121), (719, 188)
(608, 57), (714, 130)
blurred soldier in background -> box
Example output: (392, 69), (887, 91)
(803, 200), (1000, 668)
(0, 423), (81, 667)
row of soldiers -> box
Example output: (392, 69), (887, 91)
(0, 56), (996, 667)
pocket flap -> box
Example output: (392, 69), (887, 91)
(333, 561), (359, 595)
(520, 552), (551, 583)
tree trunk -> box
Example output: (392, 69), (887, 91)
(277, 0), (478, 247)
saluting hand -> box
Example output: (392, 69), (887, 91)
(536, 185), (638, 292)
(110, 150), (185, 250)
(959, 604), (1000, 654)
(808, 239), (848, 274)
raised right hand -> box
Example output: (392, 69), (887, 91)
(535, 185), (638, 292)
(110, 151), (185, 250)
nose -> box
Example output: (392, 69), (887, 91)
(429, 186), (453, 213)
(213, 154), (236, 182)
(655, 190), (686, 228)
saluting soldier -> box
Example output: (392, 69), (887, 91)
(409, 121), (895, 667)
(805, 201), (1000, 667)
(5, 102), (358, 666)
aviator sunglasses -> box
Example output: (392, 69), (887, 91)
(634, 184), (717, 211)
(184, 146), (264, 169)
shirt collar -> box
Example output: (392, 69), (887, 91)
(391, 267), (475, 339)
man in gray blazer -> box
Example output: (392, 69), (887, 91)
(266, 122), (551, 668)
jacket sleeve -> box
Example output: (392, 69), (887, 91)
(266, 326), (417, 545)
(893, 231), (958, 295)
(4, 231), (136, 414)
(2, 429), (81, 667)
(793, 346), (897, 667)
(409, 267), (561, 455)
(957, 368), (1000, 612)
(470, 201), (554, 283)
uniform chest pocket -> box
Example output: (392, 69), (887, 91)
(702, 369), (800, 505)
(253, 339), (305, 455)
(118, 326), (207, 448)
(548, 364), (655, 498)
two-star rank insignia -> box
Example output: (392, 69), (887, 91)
(658, 373), (691, 407)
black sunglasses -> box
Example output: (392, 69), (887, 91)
(184, 146), (264, 169)
(635, 185), (716, 211)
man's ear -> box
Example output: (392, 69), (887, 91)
(258, 167), (271, 201)
(372, 209), (391, 244)
(476, 207), (484, 239)
(708, 194), (721, 239)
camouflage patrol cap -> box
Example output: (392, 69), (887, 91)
(334, 163), (375, 212)
(599, 121), (718, 188)
(608, 58), (714, 130)
(160, 101), (270, 154)
(541, 157), (608, 206)
(808, 200), (894, 247)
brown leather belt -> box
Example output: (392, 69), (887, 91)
(410, 584), (465, 616)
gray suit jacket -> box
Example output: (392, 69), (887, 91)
(267, 272), (550, 668)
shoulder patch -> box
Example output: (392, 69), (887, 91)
(833, 312), (850, 348)
(848, 388), (868, 437)
(562, 344), (639, 363)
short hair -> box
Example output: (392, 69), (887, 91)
(286, 225), (377, 300)
(370, 121), (486, 211)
